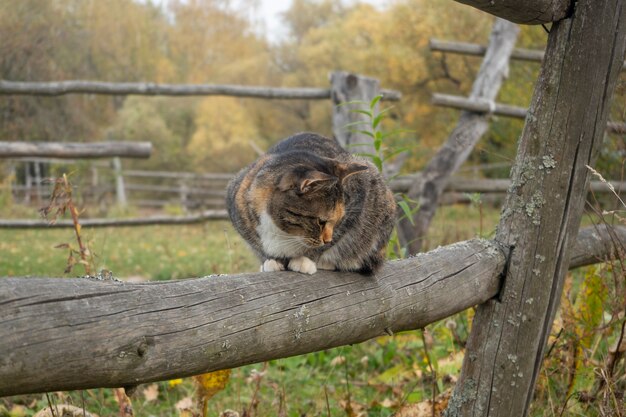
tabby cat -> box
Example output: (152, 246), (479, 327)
(226, 132), (396, 274)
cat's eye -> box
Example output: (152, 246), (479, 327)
(318, 219), (327, 228)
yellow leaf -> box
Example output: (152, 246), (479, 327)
(169, 378), (184, 387)
(194, 369), (231, 400)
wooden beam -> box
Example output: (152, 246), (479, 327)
(331, 71), (380, 157)
(452, 0), (571, 24)
(430, 38), (545, 62)
(431, 93), (626, 134)
(0, 210), (228, 229)
(570, 224), (626, 269)
(397, 18), (520, 254)
(1, 224), (622, 396)
(389, 177), (625, 195)
(449, 0), (626, 414)
(430, 38), (626, 70)
(0, 80), (401, 101)
(432, 93), (527, 118)
(0, 239), (507, 396)
(0, 141), (152, 159)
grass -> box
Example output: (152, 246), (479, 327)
(0, 221), (257, 279)
(1, 201), (624, 416)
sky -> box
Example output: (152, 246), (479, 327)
(250, 0), (387, 43)
(146, 0), (388, 43)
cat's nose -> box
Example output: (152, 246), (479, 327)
(321, 226), (333, 244)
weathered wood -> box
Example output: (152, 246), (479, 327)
(0, 224), (621, 396)
(0, 210), (228, 228)
(0, 239), (507, 396)
(452, 0), (571, 24)
(389, 177), (625, 195)
(122, 170), (233, 181)
(432, 93), (626, 133)
(398, 18), (520, 254)
(0, 141), (152, 159)
(431, 93), (527, 118)
(570, 225), (626, 269)
(112, 157), (127, 207)
(0, 79), (401, 101)
(124, 183), (225, 197)
(331, 71), (380, 157)
(448, 0), (626, 415)
(430, 38), (545, 62)
(430, 38), (626, 70)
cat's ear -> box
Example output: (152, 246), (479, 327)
(298, 171), (336, 194)
(336, 162), (369, 182)
(278, 170), (336, 193)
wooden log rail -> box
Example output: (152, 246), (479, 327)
(1, 178), (622, 229)
(0, 225), (623, 397)
(0, 80), (401, 100)
(0, 141), (152, 159)
(0, 210), (228, 229)
(431, 93), (626, 134)
(390, 177), (626, 195)
(429, 38), (626, 70)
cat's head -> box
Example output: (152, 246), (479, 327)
(265, 155), (368, 247)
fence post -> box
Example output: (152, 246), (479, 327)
(112, 157), (127, 207)
(330, 71), (380, 156)
(447, 0), (626, 415)
(179, 179), (189, 213)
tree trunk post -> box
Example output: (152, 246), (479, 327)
(112, 157), (127, 207)
(398, 18), (519, 254)
(446, 1), (626, 415)
(330, 71), (380, 156)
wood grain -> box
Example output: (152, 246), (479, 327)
(0, 239), (505, 396)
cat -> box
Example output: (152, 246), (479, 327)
(226, 132), (397, 275)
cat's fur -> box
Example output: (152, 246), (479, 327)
(226, 132), (397, 274)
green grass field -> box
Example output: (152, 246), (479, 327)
(1, 203), (623, 417)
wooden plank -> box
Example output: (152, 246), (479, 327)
(0, 141), (152, 159)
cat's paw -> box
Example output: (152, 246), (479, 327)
(261, 259), (285, 272)
(288, 256), (317, 275)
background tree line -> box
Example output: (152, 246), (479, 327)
(1, 0), (623, 178)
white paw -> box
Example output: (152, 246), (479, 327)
(261, 259), (285, 272)
(288, 256), (317, 275)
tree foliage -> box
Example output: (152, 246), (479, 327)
(1, 0), (623, 177)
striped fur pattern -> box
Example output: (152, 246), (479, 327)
(226, 132), (397, 274)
